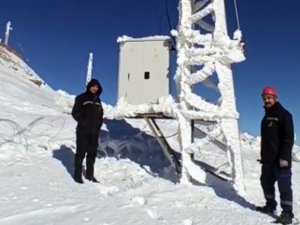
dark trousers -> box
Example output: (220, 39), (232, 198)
(74, 131), (99, 178)
(260, 164), (293, 214)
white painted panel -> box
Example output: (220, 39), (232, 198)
(118, 39), (170, 104)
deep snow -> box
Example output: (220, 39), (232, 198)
(0, 45), (300, 225)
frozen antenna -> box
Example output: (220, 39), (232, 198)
(4, 21), (13, 46)
(86, 52), (93, 85)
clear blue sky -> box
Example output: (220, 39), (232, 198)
(1, 0), (300, 139)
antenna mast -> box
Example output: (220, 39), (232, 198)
(4, 21), (12, 46)
(86, 52), (93, 85)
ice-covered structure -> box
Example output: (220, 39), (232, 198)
(114, 0), (245, 194)
(86, 53), (93, 85)
(174, 0), (245, 194)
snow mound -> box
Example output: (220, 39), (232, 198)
(0, 44), (48, 88)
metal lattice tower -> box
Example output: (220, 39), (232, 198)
(175, 0), (245, 194)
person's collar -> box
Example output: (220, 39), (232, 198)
(264, 101), (279, 112)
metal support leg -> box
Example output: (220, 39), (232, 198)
(144, 116), (181, 174)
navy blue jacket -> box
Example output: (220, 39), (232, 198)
(72, 79), (104, 135)
(261, 102), (294, 167)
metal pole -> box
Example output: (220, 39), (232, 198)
(4, 21), (12, 46)
(86, 52), (93, 85)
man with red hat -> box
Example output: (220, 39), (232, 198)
(256, 87), (294, 224)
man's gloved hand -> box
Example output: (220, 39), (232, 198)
(279, 159), (289, 168)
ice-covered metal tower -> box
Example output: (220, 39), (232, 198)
(4, 21), (12, 46)
(86, 52), (93, 85)
(174, 0), (245, 193)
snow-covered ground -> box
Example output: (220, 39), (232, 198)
(0, 48), (300, 225)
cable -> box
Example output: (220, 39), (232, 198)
(164, 0), (177, 51)
(159, 14), (169, 35)
(0, 119), (29, 151)
(233, 0), (241, 30)
(165, 0), (173, 33)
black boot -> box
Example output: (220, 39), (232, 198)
(276, 212), (294, 224)
(74, 175), (84, 184)
(86, 157), (98, 182)
(74, 157), (84, 184)
(86, 176), (99, 183)
(256, 205), (276, 215)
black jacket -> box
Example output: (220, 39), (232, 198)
(261, 102), (294, 167)
(72, 79), (104, 135)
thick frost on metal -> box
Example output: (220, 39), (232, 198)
(113, 0), (246, 194)
(175, 0), (245, 194)
(113, 96), (177, 119)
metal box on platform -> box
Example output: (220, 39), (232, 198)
(117, 37), (170, 104)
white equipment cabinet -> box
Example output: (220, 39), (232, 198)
(117, 37), (170, 104)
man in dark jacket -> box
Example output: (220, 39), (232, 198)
(71, 79), (104, 184)
(256, 87), (294, 224)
